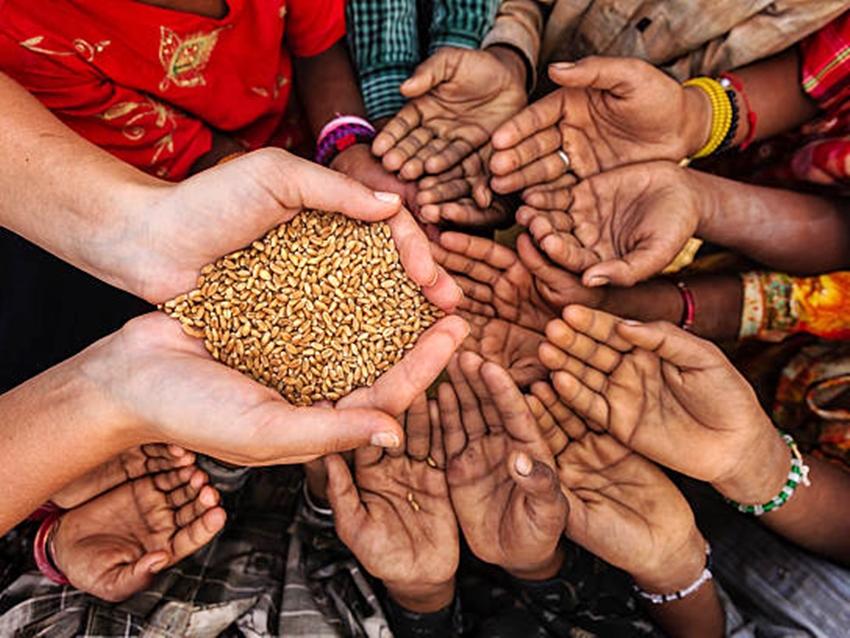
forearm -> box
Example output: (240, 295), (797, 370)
(480, 0), (548, 90)
(714, 430), (850, 565)
(0, 335), (140, 535)
(295, 42), (369, 137)
(0, 73), (161, 293)
(598, 275), (743, 341)
(632, 529), (724, 638)
(728, 48), (820, 147)
(696, 172), (850, 274)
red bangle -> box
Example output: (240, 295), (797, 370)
(33, 509), (70, 586)
(675, 280), (695, 331)
(719, 72), (757, 150)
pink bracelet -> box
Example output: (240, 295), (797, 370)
(33, 509), (70, 586)
(27, 500), (64, 522)
(675, 280), (695, 331)
(315, 114), (377, 167)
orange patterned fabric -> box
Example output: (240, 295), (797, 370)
(739, 271), (850, 341)
(0, 0), (345, 180)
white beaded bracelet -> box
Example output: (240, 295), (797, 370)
(633, 543), (713, 605)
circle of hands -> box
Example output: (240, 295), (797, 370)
(46, 52), (780, 607)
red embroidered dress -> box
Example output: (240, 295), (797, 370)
(0, 0), (344, 179)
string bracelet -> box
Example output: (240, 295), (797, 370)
(727, 432), (811, 516)
(674, 280), (695, 331)
(682, 77), (733, 159)
(302, 480), (334, 517)
(633, 543), (713, 605)
(719, 72), (757, 150)
(33, 509), (70, 586)
(315, 114), (376, 167)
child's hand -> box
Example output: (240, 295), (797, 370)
(330, 143), (419, 212)
(537, 305), (781, 496)
(515, 161), (701, 287)
(440, 353), (567, 580)
(373, 47), (527, 180)
(432, 232), (560, 332)
(459, 311), (548, 387)
(490, 56), (707, 189)
(325, 394), (458, 613)
(527, 384), (708, 596)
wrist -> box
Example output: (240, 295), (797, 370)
(486, 44), (528, 89)
(506, 543), (565, 581)
(681, 85), (713, 158)
(631, 527), (708, 596)
(711, 425), (793, 505)
(385, 579), (456, 614)
(329, 142), (371, 171)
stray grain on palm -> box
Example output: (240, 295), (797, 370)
(162, 210), (442, 406)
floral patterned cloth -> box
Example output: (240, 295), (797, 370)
(0, 0), (344, 179)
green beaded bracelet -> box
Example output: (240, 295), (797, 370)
(727, 432), (811, 516)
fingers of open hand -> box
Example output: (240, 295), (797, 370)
(324, 453), (366, 533)
(449, 351), (498, 436)
(169, 503), (226, 562)
(490, 126), (562, 179)
(425, 200), (510, 228)
(428, 399), (447, 468)
(172, 484), (220, 528)
(437, 380), (466, 459)
(399, 137), (451, 180)
(530, 382), (588, 441)
(479, 361), (543, 444)
(340, 315), (468, 417)
(518, 209), (598, 274)
(491, 149), (574, 194)
(417, 175), (473, 206)
(373, 104), (426, 160)
(405, 393), (432, 461)
(508, 451), (567, 520)
(522, 177), (577, 211)
(491, 91), (563, 152)
(542, 315), (624, 376)
(561, 305), (634, 353)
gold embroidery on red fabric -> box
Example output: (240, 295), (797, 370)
(20, 35), (111, 62)
(100, 98), (177, 175)
(158, 26), (225, 91)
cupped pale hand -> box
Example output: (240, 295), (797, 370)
(138, 148), (461, 312)
(85, 312), (466, 466)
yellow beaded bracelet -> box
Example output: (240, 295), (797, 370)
(683, 76), (733, 159)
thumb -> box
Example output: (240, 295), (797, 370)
(509, 452), (561, 501)
(400, 49), (456, 98)
(262, 151), (403, 222)
(581, 242), (673, 288)
(547, 56), (639, 95)
(323, 454), (367, 534)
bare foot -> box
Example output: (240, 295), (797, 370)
(50, 443), (195, 509)
(51, 465), (225, 601)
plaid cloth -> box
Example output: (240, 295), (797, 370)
(345, 0), (501, 120)
(0, 460), (671, 638)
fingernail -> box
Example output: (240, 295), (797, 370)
(371, 432), (400, 448)
(149, 559), (168, 574)
(622, 320), (643, 327)
(551, 62), (576, 70)
(586, 275), (610, 287)
(374, 191), (401, 204)
(515, 453), (533, 476)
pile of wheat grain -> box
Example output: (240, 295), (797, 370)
(161, 210), (442, 406)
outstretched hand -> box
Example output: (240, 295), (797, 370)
(86, 311), (468, 468)
(373, 47), (527, 181)
(527, 384), (708, 594)
(490, 56), (708, 191)
(516, 161), (702, 287)
(537, 305), (776, 486)
(139, 149), (461, 312)
(52, 465), (225, 602)
(440, 353), (567, 579)
(325, 394), (459, 612)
